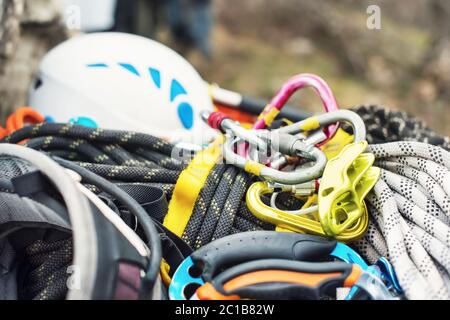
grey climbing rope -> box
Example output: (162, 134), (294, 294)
(354, 142), (450, 300)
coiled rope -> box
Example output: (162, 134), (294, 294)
(353, 106), (450, 299)
(353, 142), (450, 300)
(354, 105), (450, 150)
(1, 123), (273, 251)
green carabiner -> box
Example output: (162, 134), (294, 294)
(318, 141), (380, 237)
(246, 181), (369, 242)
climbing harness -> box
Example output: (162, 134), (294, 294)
(0, 144), (166, 299)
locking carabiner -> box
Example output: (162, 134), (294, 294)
(253, 73), (339, 145)
(278, 109), (367, 143)
(222, 110), (366, 185)
(201, 110), (268, 153)
(223, 136), (328, 185)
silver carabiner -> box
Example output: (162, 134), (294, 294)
(223, 135), (327, 185)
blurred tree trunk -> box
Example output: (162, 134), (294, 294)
(0, 0), (68, 120)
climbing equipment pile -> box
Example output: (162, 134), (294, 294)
(0, 72), (449, 300)
(185, 73), (450, 300)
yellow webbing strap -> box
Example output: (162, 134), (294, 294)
(161, 135), (224, 283)
(163, 136), (224, 234)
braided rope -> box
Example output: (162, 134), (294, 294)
(1, 123), (275, 251)
(354, 105), (450, 150)
(353, 142), (450, 299)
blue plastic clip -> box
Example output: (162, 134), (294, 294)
(376, 257), (403, 294)
(330, 242), (402, 299)
(330, 243), (369, 269)
(169, 257), (205, 300)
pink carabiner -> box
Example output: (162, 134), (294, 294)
(253, 73), (339, 143)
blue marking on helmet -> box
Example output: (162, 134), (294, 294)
(149, 68), (161, 89)
(170, 79), (187, 102)
(86, 63), (196, 129)
(177, 102), (194, 129)
(118, 63), (140, 76)
(87, 63), (109, 68)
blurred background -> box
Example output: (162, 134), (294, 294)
(1, 0), (449, 135)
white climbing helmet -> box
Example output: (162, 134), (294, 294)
(28, 32), (216, 144)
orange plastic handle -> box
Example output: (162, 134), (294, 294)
(1, 107), (45, 139)
(196, 265), (362, 300)
(229, 270), (341, 291)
